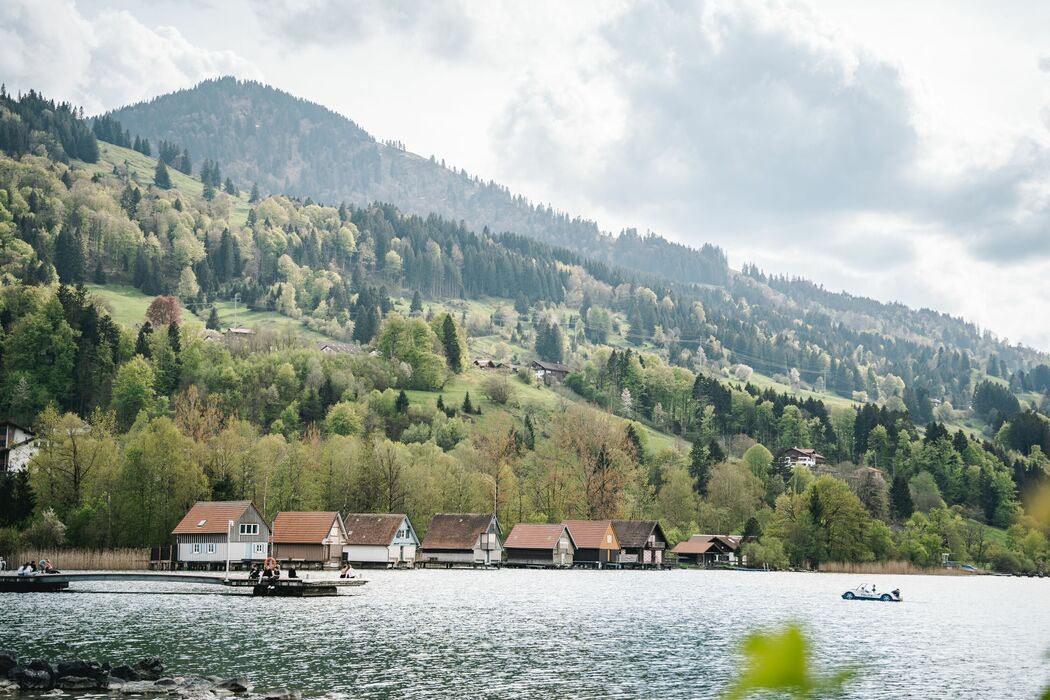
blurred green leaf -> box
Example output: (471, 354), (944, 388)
(725, 625), (854, 699)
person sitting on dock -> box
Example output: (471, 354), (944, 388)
(42, 560), (59, 574)
(248, 564), (261, 580)
(339, 563), (356, 579)
(17, 561), (35, 576)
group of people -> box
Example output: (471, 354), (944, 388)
(16, 559), (59, 575)
(248, 558), (283, 581)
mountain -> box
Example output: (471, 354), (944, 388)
(105, 77), (730, 288)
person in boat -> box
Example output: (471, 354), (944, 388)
(892, 588), (901, 599)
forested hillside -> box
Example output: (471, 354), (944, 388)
(0, 87), (1047, 574)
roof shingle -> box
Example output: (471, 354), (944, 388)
(343, 513), (408, 546)
(421, 513), (497, 550)
(563, 520), (618, 550)
(272, 511), (345, 544)
(504, 524), (574, 550)
(172, 501), (255, 535)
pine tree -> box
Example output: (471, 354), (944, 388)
(177, 149), (192, 174)
(462, 391), (473, 414)
(436, 395), (445, 411)
(54, 226), (85, 283)
(249, 182), (260, 204)
(523, 414), (536, 450)
(224, 177), (237, 196)
(410, 290), (423, 313)
(395, 390), (409, 413)
(689, 436), (712, 496)
(167, 321), (181, 355)
(154, 160), (172, 189)
(134, 322), (153, 358)
(889, 474), (914, 520)
(206, 307), (221, 330)
(140, 138), (151, 157)
(442, 314), (463, 372)
(93, 260), (105, 284)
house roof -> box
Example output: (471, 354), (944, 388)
(0, 418), (34, 435)
(611, 520), (667, 548)
(319, 342), (361, 353)
(672, 534), (741, 555)
(421, 513), (498, 550)
(504, 524), (575, 550)
(343, 513), (411, 546)
(272, 511), (345, 544)
(172, 501), (258, 535)
(531, 360), (570, 373)
(785, 447), (825, 459)
(563, 520), (619, 550)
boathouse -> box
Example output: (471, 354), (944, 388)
(342, 513), (420, 568)
(171, 500), (270, 569)
(271, 511), (348, 569)
(504, 523), (576, 568)
(562, 520), (620, 566)
(671, 534), (742, 567)
(612, 520), (669, 568)
(420, 513), (503, 567)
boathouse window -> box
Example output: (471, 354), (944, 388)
(240, 523), (259, 536)
(207, 543), (217, 554)
(253, 544), (266, 554)
(192, 544), (202, 554)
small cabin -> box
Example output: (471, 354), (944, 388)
(530, 360), (570, 385)
(671, 534), (742, 567)
(271, 511), (348, 569)
(420, 513), (503, 567)
(562, 520), (620, 566)
(504, 523), (576, 568)
(171, 501), (270, 569)
(612, 520), (669, 568)
(343, 513), (420, 568)
(0, 420), (37, 474)
(319, 342), (361, 354)
(782, 447), (825, 468)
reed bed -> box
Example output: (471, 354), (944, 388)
(818, 560), (971, 576)
(5, 548), (150, 571)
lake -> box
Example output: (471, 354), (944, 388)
(2, 569), (1048, 698)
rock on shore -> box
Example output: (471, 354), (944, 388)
(0, 651), (299, 698)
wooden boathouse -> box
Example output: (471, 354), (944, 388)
(420, 513), (503, 567)
(342, 513), (420, 568)
(612, 520), (669, 568)
(271, 511), (348, 569)
(170, 501), (270, 570)
(504, 523), (576, 568)
(562, 520), (619, 567)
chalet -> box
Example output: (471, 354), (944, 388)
(473, 358), (506, 370)
(671, 534), (743, 567)
(171, 501), (270, 569)
(420, 513), (503, 567)
(612, 520), (669, 568)
(225, 327), (256, 337)
(563, 520), (620, 566)
(782, 447), (825, 468)
(0, 420), (38, 473)
(319, 342), (361, 354)
(504, 523), (576, 568)
(343, 513), (420, 568)
(271, 511), (348, 569)
(530, 360), (570, 385)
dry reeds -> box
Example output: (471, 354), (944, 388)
(818, 560), (971, 576)
(5, 548), (150, 571)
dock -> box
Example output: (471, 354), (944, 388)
(0, 572), (367, 597)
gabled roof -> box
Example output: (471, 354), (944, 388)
(611, 520), (668, 548)
(672, 534), (741, 555)
(319, 342), (361, 353)
(785, 447), (825, 459)
(531, 360), (570, 372)
(0, 418), (34, 435)
(172, 501), (259, 535)
(343, 513), (414, 546)
(563, 520), (619, 550)
(504, 524), (575, 551)
(422, 513), (499, 550)
(272, 511), (346, 544)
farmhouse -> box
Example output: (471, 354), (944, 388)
(171, 501), (270, 569)
(612, 520), (669, 568)
(420, 513), (503, 567)
(271, 511), (348, 569)
(562, 520), (619, 566)
(504, 523), (576, 568)
(530, 360), (570, 384)
(319, 342), (361, 354)
(782, 447), (825, 468)
(0, 420), (38, 473)
(343, 513), (420, 568)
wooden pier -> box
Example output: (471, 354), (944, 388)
(0, 572), (366, 597)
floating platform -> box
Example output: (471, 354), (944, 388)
(0, 572), (367, 596)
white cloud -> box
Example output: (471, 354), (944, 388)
(0, 0), (260, 113)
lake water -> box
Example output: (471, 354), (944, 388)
(2, 569), (1049, 698)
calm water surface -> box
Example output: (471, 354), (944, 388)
(1, 569), (1048, 698)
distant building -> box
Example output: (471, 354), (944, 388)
(420, 513), (503, 567)
(530, 360), (570, 384)
(671, 534), (742, 567)
(473, 358), (506, 370)
(782, 447), (825, 468)
(562, 520), (620, 566)
(171, 501), (270, 569)
(342, 513), (420, 568)
(612, 520), (669, 568)
(225, 327), (255, 337)
(504, 523), (576, 568)
(0, 420), (38, 473)
(319, 342), (361, 354)
(271, 511), (348, 569)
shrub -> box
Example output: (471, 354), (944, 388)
(482, 374), (515, 405)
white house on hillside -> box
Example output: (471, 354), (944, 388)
(0, 420), (38, 474)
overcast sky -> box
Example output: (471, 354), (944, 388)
(4, 0), (1050, 349)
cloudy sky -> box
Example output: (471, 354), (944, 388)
(4, 0), (1050, 349)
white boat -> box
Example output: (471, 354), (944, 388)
(841, 584), (901, 602)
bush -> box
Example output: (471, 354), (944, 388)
(21, 509), (67, 549)
(0, 526), (23, 556)
(482, 374), (515, 405)
(325, 401), (362, 436)
(742, 537), (790, 570)
(987, 544), (1024, 574)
